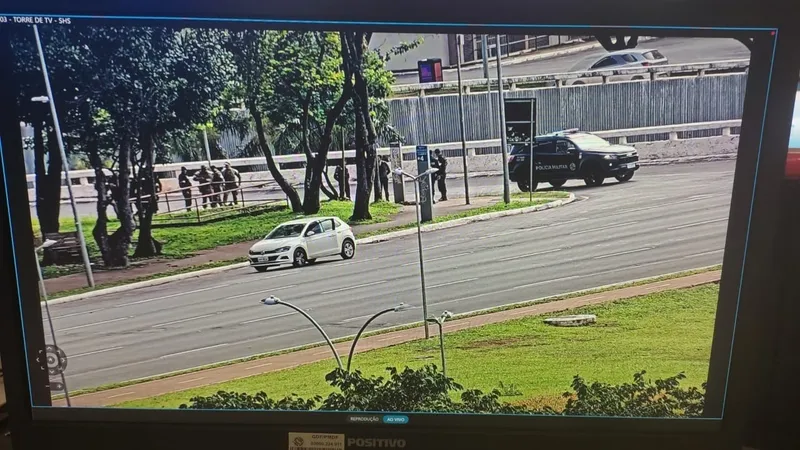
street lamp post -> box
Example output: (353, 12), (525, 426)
(261, 296), (343, 370)
(426, 311), (454, 378)
(32, 25), (95, 288)
(495, 34), (511, 204)
(202, 127), (212, 166)
(455, 34), (471, 205)
(394, 167), (438, 339)
(35, 239), (71, 406)
(346, 303), (412, 372)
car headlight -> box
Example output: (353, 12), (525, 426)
(274, 246), (290, 253)
(603, 154), (618, 160)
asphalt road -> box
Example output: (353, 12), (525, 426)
(393, 37), (750, 85)
(41, 161), (735, 391)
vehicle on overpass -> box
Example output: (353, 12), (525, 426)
(567, 48), (669, 85)
(508, 129), (640, 191)
(248, 217), (356, 272)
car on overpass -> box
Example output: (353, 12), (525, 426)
(248, 217), (356, 272)
(567, 48), (669, 85)
(508, 129), (640, 191)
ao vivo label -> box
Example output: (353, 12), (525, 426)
(382, 415), (409, 425)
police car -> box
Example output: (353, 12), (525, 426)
(507, 129), (639, 191)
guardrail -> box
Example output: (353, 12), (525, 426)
(391, 59), (750, 97)
(27, 119), (742, 190)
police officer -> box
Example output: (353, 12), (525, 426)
(334, 164), (351, 200)
(193, 165), (212, 209)
(433, 148), (448, 202)
(210, 165), (224, 207)
(178, 166), (193, 211)
(378, 156), (391, 201)
(222, 162), (242, 206)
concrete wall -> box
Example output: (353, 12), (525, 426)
(370, 33), (451, 72)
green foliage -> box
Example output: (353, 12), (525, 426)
(179, 365), (705, 417)
(561, 371), (706, 417)
(496, 381), (523, 397)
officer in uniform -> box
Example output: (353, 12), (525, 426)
(378, 156), (391, 201)
(433, 148), (448, 202)
(178, 166), (193, 211)
(193, 165), (212, 209)
(210, 165), (224, 207)
(222, 162), (242, 206)
(334, 164), (351, 200)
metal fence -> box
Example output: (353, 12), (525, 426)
(386, 73), (748, 146)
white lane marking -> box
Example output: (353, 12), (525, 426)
(687, 193), (718, 200)
(476, 227), (546, 240)
(60, 317), (129, 332)
(435, 275), (583, 306)
(498, 248), (562, 262)
(47, 309), (102, 320)
(400, 252), (471, 267)
(569, 221), (638, 235)
(117, 285), (229, 307)
(593, 247), (653, 260)
(321, 280), (387, 295)
(152, 314), (216, 328)
(428, 278), (479, 289)
(240, 311), (295, 324)
(70, 346), (124, 359)
(683, 249), (724, 258)
(177, 377), (206, 385)
(336, 257), (379, 266)
(224, 285), (297, 300)
(106, 391), (136, 399)
(339, 313), (379, 324)
(667, 218), (728, 230)
(245, 362), (273, 370)
(159, 343), (228, 359)
(557, 217), (590, 226)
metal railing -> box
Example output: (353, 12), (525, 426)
(392, 59), (750, 96)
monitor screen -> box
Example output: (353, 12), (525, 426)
(0, 9), (788, 439)
(787, 81), (800, 179)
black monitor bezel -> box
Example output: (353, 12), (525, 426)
(1, 1), (798, 449)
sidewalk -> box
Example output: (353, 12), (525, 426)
(43, 196), (503, 294)
(56, 270), (721, 407)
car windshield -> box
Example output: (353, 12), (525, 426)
(265, 223), (307, 239)
(568, 55), (598, 72)
(569, 134), (611, 149)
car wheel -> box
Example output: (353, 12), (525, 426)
(583, 168), (605, 187)
(549, 179), (567, 188)
(615, 171), (634, 182)
(341, 239), (356, 260)
(516, 179), (537, 192)
(293, 248), (308, 267)
(572, 80), (585, 85)
(254, 266), (268, 273)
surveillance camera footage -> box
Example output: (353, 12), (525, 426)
(1, 18), (779, 420)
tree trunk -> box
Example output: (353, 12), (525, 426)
(87, 140), (112, 267)
(351, 92), (372, 221)
(35, 126), (62, 234)
(250, 106), (303, 212)
(133, 132), (162, 258)
(107, 137), (136, 267)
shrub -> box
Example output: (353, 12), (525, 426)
(180, 366), (705, 418)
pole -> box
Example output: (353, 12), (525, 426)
(33, 25), (94, 288)
(455, 35), (470, 205)
(34, 250), (71, 406)
(529, 100), (535, 203)
(437, 321), (446, 377)
(495, 35), (511, 204)
(341, 127), (346, 199)
(481, 35), (489, 80)
(346, 307), (395, 371)
(279, 301), (343, 370)
(202, 128), (212, 166)
(414, 181), (431, 339)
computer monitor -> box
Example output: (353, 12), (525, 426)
(1, 0), (798, 449)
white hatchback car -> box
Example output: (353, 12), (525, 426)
(248, 217), (356, 272)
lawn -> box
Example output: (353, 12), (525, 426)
(118, 284), (718, 409)
(33, 200), (401, 278)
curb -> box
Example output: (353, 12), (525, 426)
(358, 194), (575, 245)
(46, 194), (575, 304)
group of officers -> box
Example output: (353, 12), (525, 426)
(333, 149), (448, 202)
(177, 162), (242, 211)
